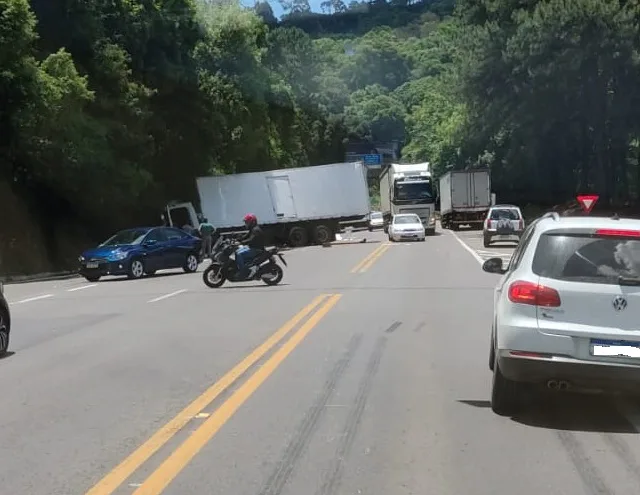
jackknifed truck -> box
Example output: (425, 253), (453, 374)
(163, 161), (371, 247)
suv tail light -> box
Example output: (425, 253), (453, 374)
(508, 281), (561, 307)
(518, 219), (524, 229)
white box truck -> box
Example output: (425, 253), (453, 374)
(439, 169), (491, 230)
(163, 161), (371, 247)
(379, 162), (437, 234)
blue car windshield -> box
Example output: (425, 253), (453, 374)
(101, 229), (149, 246)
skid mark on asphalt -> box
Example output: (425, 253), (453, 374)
(259, 334), (363, 495)
(600, 433), (640, 485)
(557, 431), (613, 495)
(316, 336), (387, 495)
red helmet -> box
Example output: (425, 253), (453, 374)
(243, 213), (257, 225)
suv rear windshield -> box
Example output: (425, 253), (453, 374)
(490, 208), (520, 220)
(532, 233), (640, 284)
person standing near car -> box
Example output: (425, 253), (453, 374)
(199, 217), (215, 258)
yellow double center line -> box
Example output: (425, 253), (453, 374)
(86, 293), (342, 495)
(350, 243), (391, 274)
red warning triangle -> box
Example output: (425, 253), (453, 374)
(576, 194), (599, 214)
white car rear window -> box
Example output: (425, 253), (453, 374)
(489, 208), (521, 220)
(532, 233), (640, 285)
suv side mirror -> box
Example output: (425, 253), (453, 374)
(482, 257), (506, 274)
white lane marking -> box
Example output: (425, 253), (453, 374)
(13, 294), (54, 304)
(447, 230), (484, 265)
(67, 284), (97, 292)
(476, 250), (513, 256)
(148, 289), (187, 303)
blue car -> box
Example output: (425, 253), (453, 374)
(79, 226), (202, 282)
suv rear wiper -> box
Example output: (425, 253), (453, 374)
(618, 276), (640, 286)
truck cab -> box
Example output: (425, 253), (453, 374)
(380, 163), (437, 234)
(162, 202), (199, 230)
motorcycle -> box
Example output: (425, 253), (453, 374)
(202, 237), (287, 288)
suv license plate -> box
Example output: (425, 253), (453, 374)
(591, 339), (640, 358)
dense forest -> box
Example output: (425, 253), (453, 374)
(1, 0), (639, 274)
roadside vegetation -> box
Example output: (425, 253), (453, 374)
(1, 0), (638, 274)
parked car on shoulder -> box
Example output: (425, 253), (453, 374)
(0, 282), (10, 356)
(78, 227), (202, 282)
(388, 213), (426, 242)
(483, 212), (640, 416)
(483, 205), (524, 247)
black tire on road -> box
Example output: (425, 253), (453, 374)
(313, 224), (333, 245)
(183, 253), (199, 273)
(0, 307), (9, 356)
(203, 263), (226, 288)
(261, 263), (283, 286)
(491, 357), (523, 416)
(288, 226), (308, 248)
(489, 331), (495, 371)
(85, 276), (100, 282)
(128, 258), (145, 280)
(483, 236), (491, 248)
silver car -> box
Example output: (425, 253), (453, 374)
(483, 205), (524, 247)
(369, 211), (384, 231)
(388, 213), (426, 242)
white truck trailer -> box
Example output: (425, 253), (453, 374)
(379, 162), (437, 234)
(163, 161), (371, 247)
(439, 169), (491, 230)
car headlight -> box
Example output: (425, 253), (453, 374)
(78, 256), (85, 263)
(108, 251), (129, 261)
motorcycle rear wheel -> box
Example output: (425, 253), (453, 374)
(203, 263), (226, 288)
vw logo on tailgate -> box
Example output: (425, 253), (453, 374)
(612, 295), (628, 311)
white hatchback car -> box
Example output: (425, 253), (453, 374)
(483, 212), (640, 415)
(388, 213), (426, 242)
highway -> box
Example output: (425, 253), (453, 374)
(2, 227), (640, 495)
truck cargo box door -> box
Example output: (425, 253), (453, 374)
(472, 171), (490, 208)
(267, 176), (297, 219)
(451, 173), (470, 207)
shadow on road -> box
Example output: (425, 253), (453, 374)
(97, 272), (186, 282)
(0, 351), (16, 360)
(220, 283), (292, 290)
(459, 395), (638, 433)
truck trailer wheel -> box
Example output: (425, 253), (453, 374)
(313, 224), (333, 244)
(288, 226), (309, 247)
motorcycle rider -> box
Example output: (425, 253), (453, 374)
(236, 213), (265, 278)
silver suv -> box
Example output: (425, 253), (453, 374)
(483, 212), (640, 415)
(483, 205), (524, 247)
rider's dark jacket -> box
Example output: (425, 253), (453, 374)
(241, 225), (266, 250)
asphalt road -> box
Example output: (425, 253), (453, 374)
(2, 227), (640, 495)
